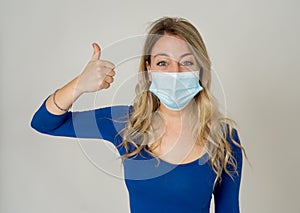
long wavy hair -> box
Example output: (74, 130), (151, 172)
(119, 17), (246, 187)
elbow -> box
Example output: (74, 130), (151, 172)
(30, 99), (65, 135)
(30, 112), (51, 134)
(30, 114), (46, 134)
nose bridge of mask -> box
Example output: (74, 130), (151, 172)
(150, 70), (199, 79)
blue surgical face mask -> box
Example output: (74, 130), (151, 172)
(149, 71), (203, 111)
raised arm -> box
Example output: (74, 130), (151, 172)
(30, 43), (124, 140)
(45, 43), (115, 116)
(213, 128), (243, 213)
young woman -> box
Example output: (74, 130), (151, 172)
(31, 17), (246, 213)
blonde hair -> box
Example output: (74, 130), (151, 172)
(118, 17), (246, 187)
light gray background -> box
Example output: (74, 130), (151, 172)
(1, 0), (299, 212)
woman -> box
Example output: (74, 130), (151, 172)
(31, 17), (246, 213)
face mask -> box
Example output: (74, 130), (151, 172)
(149, 71), (203, 111)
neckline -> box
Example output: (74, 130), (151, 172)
(157, 152), (209, 166)
(145, 145), (209, 166)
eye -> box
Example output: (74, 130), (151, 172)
(156, 61), (168, 66)
(181, 61), (194, 66)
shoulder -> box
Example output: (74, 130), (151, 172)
(222, 123), (241, 146)
(224, 124), (243, 168)
(221, 123), (243, 163)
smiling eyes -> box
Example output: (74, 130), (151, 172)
(156, 60), (194, 67)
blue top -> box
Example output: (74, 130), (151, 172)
(31, 99), (243, 213)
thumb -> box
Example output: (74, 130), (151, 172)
(91, 42), (101, 60)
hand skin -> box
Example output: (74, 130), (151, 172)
(45, 43), (116, 115)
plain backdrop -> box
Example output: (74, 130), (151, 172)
(1, 0), (299, 212)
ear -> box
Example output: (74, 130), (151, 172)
(146, 61), (152, 81)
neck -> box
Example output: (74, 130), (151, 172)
(158, 105), (182, 119)
(158, 101), (195, 121)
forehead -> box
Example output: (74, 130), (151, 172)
(151, 35), (192, 58)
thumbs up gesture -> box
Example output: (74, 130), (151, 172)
(76, 43), (116, 93)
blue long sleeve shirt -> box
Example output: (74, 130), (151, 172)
(31, 99), (243, 213)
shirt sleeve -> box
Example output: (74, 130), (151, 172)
(213, 128), (243, 213)
(30, 98), (131, 146)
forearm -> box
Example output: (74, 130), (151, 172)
(46, 76), (83, 115)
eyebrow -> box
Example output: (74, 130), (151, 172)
(153, 53), (193, 59)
